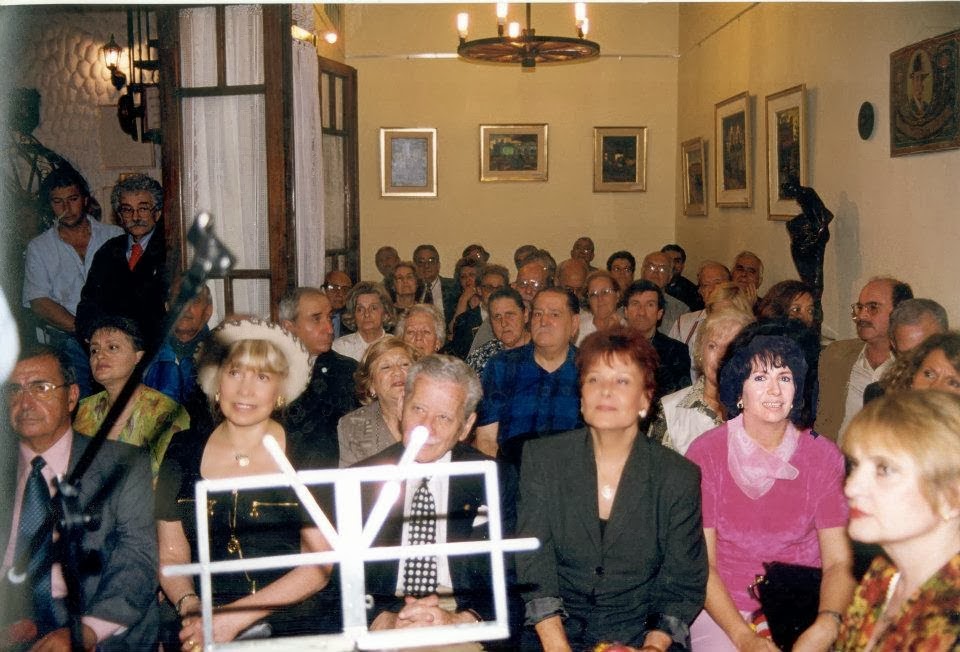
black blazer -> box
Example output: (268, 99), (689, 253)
(76, 226), (168, 349)
(352, 442), (495, 622)
(517, 429), (706, 649)
(0, 434), (159, 649)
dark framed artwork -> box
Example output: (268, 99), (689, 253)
(765, 84), (807, 220)
(380, 128), (437, 197)
(593, 127), (647, 192)
(715, 91), (752, 207)
(680, 137), (706, 216)
(890, 28), (960, 156)
(480, 124), (548, 181)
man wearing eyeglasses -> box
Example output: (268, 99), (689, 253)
(640, 251), (691, 338)
(323, 269), (354, 338)
(23, 168), (123, 399)
(0, 346), (157, 648)
(815, 277), (913, 442)
(413, 244), (459, 325)
(76, 174), (168, 351)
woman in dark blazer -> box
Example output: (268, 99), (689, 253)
(517, 326), (707, 651)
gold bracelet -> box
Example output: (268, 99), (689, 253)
(176, 592), (200, 616)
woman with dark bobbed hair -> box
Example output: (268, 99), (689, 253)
(686, 329), (854, 651)
(519, 326), (707, 650)
(384, 261), (424, 318)
(756, 280), (818, 328)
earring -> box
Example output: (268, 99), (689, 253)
(215, 391), (221, 403)
(639, 409), (648, 419)
(276, 395), (286, 410)
(736, 399), (743, 410)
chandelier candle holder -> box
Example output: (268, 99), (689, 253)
(456, 2), (600, 69)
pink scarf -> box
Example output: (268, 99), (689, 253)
(726, 414), (800, 499)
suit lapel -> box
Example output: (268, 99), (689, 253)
(571, 432), (602, 554)
(602, 435), (650, 553)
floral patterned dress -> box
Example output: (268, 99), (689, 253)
(835, 552), (960, 651)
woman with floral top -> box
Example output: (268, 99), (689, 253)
(837, 389), (960, 651)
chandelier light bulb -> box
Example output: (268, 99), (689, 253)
(575, 3), (587, 22)
(496, 2), (509, 23)
(508, 21), (521, 38)
(457, 12), (469, 38)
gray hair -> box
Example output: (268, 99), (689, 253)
(110, 173), (163, 216)
(342, 281), (397, 331)
(279, 286), (326, 323)
(479, 263), (511, 287)
(888, 298), (949, 338)
(404, 354), (482, 420)
(396, 303), (446, 343)
(697, 260), (731, 284)
(733, 250), (764, 277)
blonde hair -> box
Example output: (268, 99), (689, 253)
(354, 336), (421, 404)
(223, 339), (289, 380)
(705, 281), (754, 316)
(693, 309), (755, 374)
(843, 390), (960, 512)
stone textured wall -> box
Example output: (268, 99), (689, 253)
(10, 8), (161, 217)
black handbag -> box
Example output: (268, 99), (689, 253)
(749, 561), (822, 651)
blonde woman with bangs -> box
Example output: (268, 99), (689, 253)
(155, 319), (332, 649)
(837, 390), (960, 651)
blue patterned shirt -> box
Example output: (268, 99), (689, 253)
(477, 343), (582, 443)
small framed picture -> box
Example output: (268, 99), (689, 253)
(680, 137), (707, 216)
(593, 127), (647, 192)
(765, 84), (807, 220)
(714, 91), (752, 207)
(479, 124), (548, 182)
(380, 128), (437, 197)
(890, 28), (960, 156)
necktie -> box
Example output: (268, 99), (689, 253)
(422, 285), (434, 306)
(403, 478), (438, 597)
(128, 242), (143, 270)
(15, 457), (55, 629)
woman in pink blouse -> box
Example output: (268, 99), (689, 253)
(686, 325), (855, 651)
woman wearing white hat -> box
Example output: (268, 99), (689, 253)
(155, 318), (331, 649)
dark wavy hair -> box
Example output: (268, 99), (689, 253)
(84, 314), (146, 352)
(756, 280), (817, 323)
(718, 324), (809, 426)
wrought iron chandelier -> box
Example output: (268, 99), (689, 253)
(456, 3), (600, 69)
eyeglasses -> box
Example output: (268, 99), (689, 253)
(481, 283), (504, 293)
(644, 263), (671, 274)
(517, 279), (545, 290)
(405, 329), (434, 340)
(5, 381), (68, 401)
(851, 302), (884, 316)
(415, 257), (439, 265)
(588, 287), (618, 299)
(323, 283), (351, 292)
(118, 205), (157, 219)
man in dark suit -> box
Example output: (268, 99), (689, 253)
(75, 174), (168, 351)
(0, 345), (158, 649)
(353, 355), (494, 629)
(279, 286), (358, 467)
(622, 280), (692, 397)
(413, 244), (459, 325)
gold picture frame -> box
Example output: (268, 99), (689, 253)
(681, 137), (707, 216)
(593, 126), (647, 192)
(380, 127), (437, 197)
(715, 91), (752, 207)
(765, 84), (807, 220)
(479, 124), (548, 182)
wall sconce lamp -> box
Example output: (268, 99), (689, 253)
(102, 34), (126, 90)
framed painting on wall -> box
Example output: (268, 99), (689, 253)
(714, 92), (752, 207)
(480, 124), (548, 181)
(680, 137), (706, 216)
(890, 28), (960, 157)
(380, 127), (437, 197)
(765, 84), (807, 220)
(593, 126), (647, 192)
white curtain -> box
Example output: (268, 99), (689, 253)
(292, 29), (325, 287)
(180, 6), (269, 323)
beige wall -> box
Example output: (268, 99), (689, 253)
(676, 3), (960, 339)
(347, 3), (680, 279)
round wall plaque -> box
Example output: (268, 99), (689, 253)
(858, 102), (874, 140)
